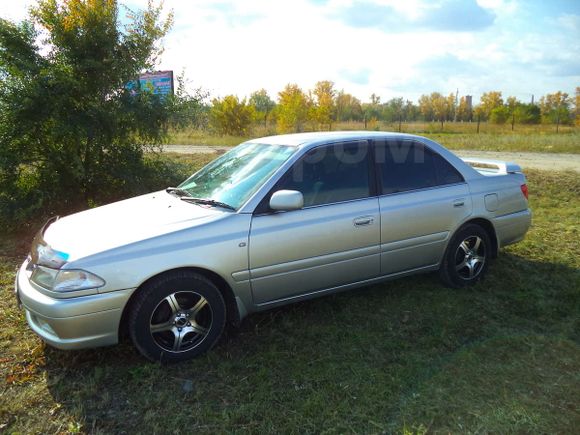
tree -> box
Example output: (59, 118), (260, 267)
(513, 103), (540, 124)
(335, 90), (362, 122)
(418, 94), (434, 121)
(0, 0), (173, 223)
(362, 93), (382, 123)
(209, 95), (255, 135)
(539, 91), (573, 128)
(311, 80), (336, 130)
(249, 89), (275, 126)
(457, 96), (472, 122)
(276, 83), (309, 133)
(489, 106), (510, 124)
(431, 92), (449, 128)
(479, 91), (503, 119)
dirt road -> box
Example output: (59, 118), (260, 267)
(161, 144), (580, 173)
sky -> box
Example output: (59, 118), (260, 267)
(1, 0), (579, 104)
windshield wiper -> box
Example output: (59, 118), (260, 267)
(180, 197), (236, 211)
(166, 187), (191, 197)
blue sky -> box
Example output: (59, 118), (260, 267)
(1, 0), (578, 104)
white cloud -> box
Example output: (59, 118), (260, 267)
(1, 0), (578, 103)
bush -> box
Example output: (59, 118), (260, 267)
(209, 95), (255, 135)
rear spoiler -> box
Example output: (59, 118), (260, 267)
(461, 158), (522, 175)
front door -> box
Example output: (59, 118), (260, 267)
(249, 141), (381, 305)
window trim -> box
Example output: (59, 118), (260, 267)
(372, 139), (465, 197)
(253, 140), (377, 215)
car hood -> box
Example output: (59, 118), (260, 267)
(43, 191), (226, 262)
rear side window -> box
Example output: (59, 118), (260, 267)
(276, 141), (371, 207)
(375, 140), (463, 194)
(433, 152), (464, 185)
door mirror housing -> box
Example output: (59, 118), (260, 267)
(269, 190), (304, 211)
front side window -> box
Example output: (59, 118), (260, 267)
(376, 140), (463, 194)
(276, 141), (371, 207)
(179, 142), (296, 210)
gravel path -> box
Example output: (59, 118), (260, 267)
(161, 144), (580, 173)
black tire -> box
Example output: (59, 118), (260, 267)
(439, 224), (491, 288)
(128, 270), (226, 363)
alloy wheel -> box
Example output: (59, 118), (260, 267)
(149, 291), (213, 353)
(454, 235), (486, 280)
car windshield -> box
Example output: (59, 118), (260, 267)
(177, 142), (296, 210)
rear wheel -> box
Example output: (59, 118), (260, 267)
(129, 270), (226, 363)
(440, 224), (491, 288)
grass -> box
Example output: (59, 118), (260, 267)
(168, 122), (580, 154)
(1, 166), (579, 433)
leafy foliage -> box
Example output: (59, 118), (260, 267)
(209, 95), (255, 136)
(275, 83), (310, 133)
(249, 88), (275, 126)
(0, 0), (173, 226)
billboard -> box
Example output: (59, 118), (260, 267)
(126, 70), (174, 96)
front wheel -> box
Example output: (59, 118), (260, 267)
(439, 224), (491, 288)
(128, 270), (226, 363)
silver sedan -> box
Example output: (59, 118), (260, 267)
(16, 132), (531, 362)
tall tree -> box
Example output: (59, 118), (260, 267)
(479, 91), (504, 119)
(311, 80), (336, 130)
(539, 91), (573, 128)
(335, 90), (362, 122)
(0, 0), (173, 221)
(276, 83), (309, 133)
(457, 96), (472, 122)
(249, 89), (275, 126)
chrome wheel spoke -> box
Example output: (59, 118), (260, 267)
(165, 294), (181, 314)
(466, 260), (475, 278)
(150, 321), (173, 333)
(456, 259), (468, 271)
(172, 328), (185, 351)
(189, 322), (208, 336)
(473, 237), (482, 252)
(459, 241), (470, 254)
(187, 296), (208, 320)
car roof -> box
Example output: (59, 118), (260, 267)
(245, 131), (422, 147)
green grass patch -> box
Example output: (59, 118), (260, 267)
(0, 169), (578, 433)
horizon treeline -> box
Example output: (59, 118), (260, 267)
(177, 81), (580, 135)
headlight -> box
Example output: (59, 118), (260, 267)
(30, 266), (105, 292)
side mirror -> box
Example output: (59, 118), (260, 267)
(269, 190), (304, 211)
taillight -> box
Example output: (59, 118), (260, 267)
(520, 184), (529, 200)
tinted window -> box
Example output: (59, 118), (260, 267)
(433, 152), (464, 185)
(276, 141), (371, 207)
(376, 140), (463, 194)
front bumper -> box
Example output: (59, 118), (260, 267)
(15, 260), (134, 350)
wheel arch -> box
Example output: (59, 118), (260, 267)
(118, 267), (241, 341)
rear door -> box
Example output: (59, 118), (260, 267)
(249, 141), (381, 304)
(374, 139), (472, 275)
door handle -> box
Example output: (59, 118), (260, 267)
(453, 200), (465, 208)
(354, 216), (374, 226)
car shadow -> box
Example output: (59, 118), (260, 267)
(38, 251), (579, 432)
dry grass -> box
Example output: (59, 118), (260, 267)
(168, 122), (580, 154)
